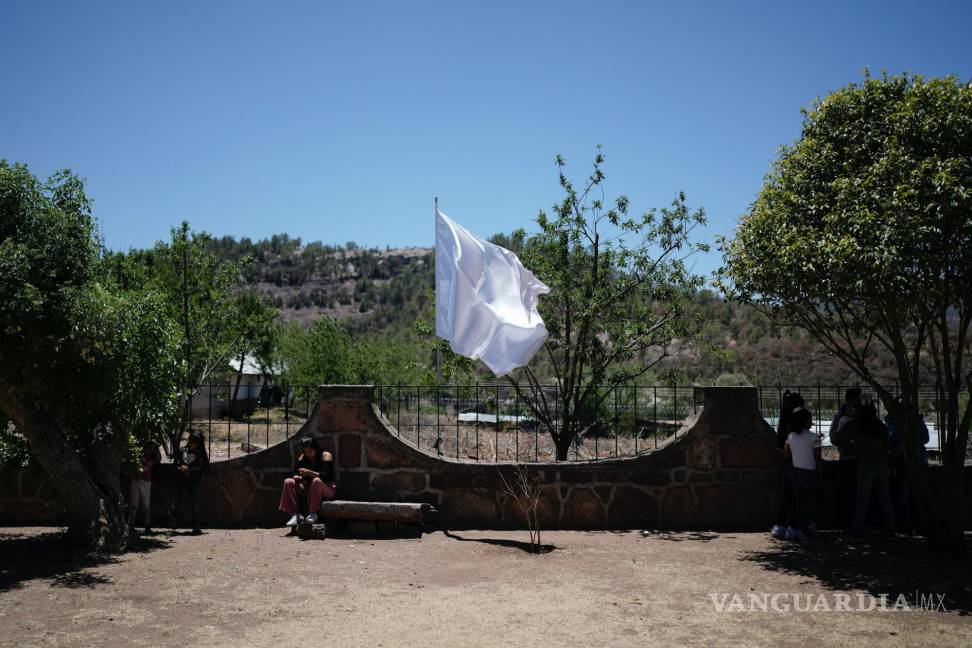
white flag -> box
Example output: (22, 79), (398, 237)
(435, 207), (550, 376)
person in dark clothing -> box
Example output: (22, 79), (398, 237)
(830, 387), (862, 533)
(831, 395), (894, 539)
(771, 390), (804, 540)
(172, 430), (208, 535)
(279, 436), (336, 527)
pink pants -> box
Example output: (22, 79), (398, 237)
(279, 477), (336, 515)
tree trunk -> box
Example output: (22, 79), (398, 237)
(554, 433), (573, 461)
(3, 393), (130, 552)
(888, 400), (966, 557)
(228, 358), (245, 419)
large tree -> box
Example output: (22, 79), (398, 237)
(509, 150), (707, 460)
(719, 74), (971, 554)
(0, 162), (180, 550)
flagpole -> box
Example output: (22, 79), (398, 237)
(434, 196), (442, 386)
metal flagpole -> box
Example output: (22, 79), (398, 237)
(434, 197), (442, 386)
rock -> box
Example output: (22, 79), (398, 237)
(296, 522), (327, 540)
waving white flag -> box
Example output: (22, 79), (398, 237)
(435, 207), (550, 376)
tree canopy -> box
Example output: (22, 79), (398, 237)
(719, 73), (972, 553)
(509, 149), (708, 459)
(0, 161), (181, 549)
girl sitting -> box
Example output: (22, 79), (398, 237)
(279, 436), (336, 527)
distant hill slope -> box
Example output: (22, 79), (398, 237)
(205, 234), (931, 387)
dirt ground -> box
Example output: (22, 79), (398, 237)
(1, 527), (970, 648)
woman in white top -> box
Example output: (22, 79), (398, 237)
(784, 407), (822, 543)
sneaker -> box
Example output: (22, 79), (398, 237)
(771, 524), (787, 539)
(286, 514), (301, 527)
(306, 512), (319, 524)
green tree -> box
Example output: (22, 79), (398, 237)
(109, 223), (279, 450)
(719, 73), (972, 554)
(0, 162), (180, 550)
(510, 150), (708, 460)
(225, 289), (280, 417)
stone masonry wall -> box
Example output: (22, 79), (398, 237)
(4, 385), (969, 531)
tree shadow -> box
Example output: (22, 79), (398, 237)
(0, 529), (171, 593)
(639, 530), (722, 543)
(739, 532), (972, 615)
(443, 530), (556, 554)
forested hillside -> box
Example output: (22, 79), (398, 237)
(201, 234), (924, 387)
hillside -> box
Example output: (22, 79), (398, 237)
(206, 234), (927, 387)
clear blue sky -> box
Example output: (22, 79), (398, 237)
(3, 1), (970, 275)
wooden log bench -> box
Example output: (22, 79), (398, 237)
(294, 500), (434, 540)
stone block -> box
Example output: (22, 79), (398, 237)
(687, 436), (717, 471)
(370, 470), (427, 494)
(319, 399), (370, 433)
(695, 483), (773, 529)
(501, 485), (560, 529)
(365, 436), (425, 469)
(661, 485), (696, 529)
(608, 486), (660, 529)
(338, 433), (362, 468)
(438, 489), (500, 527)
(241, 487), (283, 525)
(562, 487), (606, 528)
(594, 485), (614, 504)
(719, 437), (778, 469)
(260, 470), (294, 489)
(715, 471), (740, 482)
(688, 472), (712, 483)
(336, 470), (371, 496)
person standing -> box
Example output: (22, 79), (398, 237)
(172, 430), (208, 535)
(129, 442), (162, 534)
(784, 407), (822, 543)
(832, 395), (894, 540)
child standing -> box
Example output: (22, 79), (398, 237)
(784, 407), (821, 544)
(129, 442), (162, 534)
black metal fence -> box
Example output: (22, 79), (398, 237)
(188, 381), (949, 463)
(376, 382), (949, 463)
(185, 383), (320, 462)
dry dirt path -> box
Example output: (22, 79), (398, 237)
(1, 527), (970, 647)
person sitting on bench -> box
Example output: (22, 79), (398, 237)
(278, 436), (336, 527)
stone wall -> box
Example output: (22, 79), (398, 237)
(4, 385), (970, 531)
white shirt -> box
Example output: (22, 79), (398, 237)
(787, 428), (821, 470)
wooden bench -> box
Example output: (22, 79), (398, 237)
(295, 500), (434, 539)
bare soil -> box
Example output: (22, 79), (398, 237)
(2, 527), (970, 647)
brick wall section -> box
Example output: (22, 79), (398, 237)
(4, 385), (970, 531)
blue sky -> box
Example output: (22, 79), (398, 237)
(3, 1), (971, 276)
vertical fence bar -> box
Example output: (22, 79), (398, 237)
(614, 388), (619, 458)
(435, 384), (440, 456)
(672, 383), (678, 440)
(208, 381), (213, 458)
(653, 386), (658, 449)
(534, 386), (539, 462)
(515, 387), (520, 463)
(495, 385), (500, 461)
(227, 387), (231, 459)
(456, 384), (461, 460)
(396, 382), (401, 437)
(634, 385), (638, 455)
(594, 385), (599, 460)
(475, 383), (480, 462)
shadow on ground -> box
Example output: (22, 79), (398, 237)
(0, 529), (171, 593)
(638, 530), (724, 543)
(443, 530), (556, 554)
(739, 532), (972, 615)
